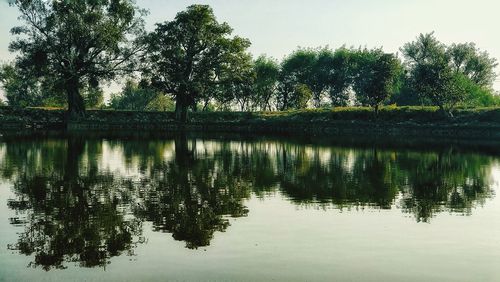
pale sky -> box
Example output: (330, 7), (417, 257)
(1, 0), (500, 99)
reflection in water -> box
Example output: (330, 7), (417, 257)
(0, 134), (496, 270)
(3, 137), (143, 270)
(133, 135), (250, 249)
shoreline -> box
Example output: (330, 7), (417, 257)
(0, 106), (499, 140)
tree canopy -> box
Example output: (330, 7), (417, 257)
(8, 0), (146, 117)
(401, 32), (498, 115)
(144, 4), (251, 122)
(351, 49), (402, 113)
(109, 80), (174, 111)
(2, 3), (499, 119)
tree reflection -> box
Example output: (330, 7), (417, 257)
(277, 147), (399, 209)
(3, 137), (142, 270)
(133, 135), (251, 249)
(397, 150), (495, 222)
(272, 144), (494, 218)
(0, 134), (496, 269)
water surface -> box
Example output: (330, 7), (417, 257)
(0, 133), (499, 281)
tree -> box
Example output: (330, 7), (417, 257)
(310, 48), (336, 107)
(8, 0), (146, 117)
(253, 56), (280, 111)
(0, 63), (45, 107)
(352, 49), (402, 114)
(447, 43), (497, 88)
(145, 5), (251, 122)
(277, 49), (318, 109)
(402, 33), (464, 115)
(109, 80), (174, 111)
(290, 84), (313, 109)
(83, 85), (104, 109)
(328, 47), (355, 106)
(402, 33), (499, 115)
(414, 56), (468, 116)
(218, 49), (255, 111)
(1, 63), (104, 109)
(462, 84), (500, 107)
(277, 47), (360, 109)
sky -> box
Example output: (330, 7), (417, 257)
(1, 0), (500, 100)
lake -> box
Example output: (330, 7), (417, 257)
(0, 132), (499, 281)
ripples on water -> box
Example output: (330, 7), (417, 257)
(0, 132), (498, 280)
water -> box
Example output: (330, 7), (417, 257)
(0, 132), (499, 281)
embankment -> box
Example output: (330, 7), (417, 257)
(1, 106), (499, 140)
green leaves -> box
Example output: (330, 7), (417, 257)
(145, 5), (251, 120)
(401, 33), (499, 114)
(110, 79), (174, 111)
(8, 0), (146, 116)
(276, 47), (401, 111)
(352, 50), (402, 112)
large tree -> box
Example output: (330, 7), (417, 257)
(277, 49), (317, 110)
(145, 5), (251, 122)
(252, 56), (279, 111)
(402, 33), (498, 115)
(352, 49), (402, 114)
(328, 47), (355, 106)
(8, 0), (146, 117)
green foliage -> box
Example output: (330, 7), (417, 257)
(290, 84), (313, 109)
(218, 50), (255, 111)
(401, 32), (498, 115)
(110, 80), (174, 111)
(328, 47), (355, 106)
(184, 106), (500, 125)
(277, 48), (320, 110)
(0, 63), (44, 107)
(83, 86), (105, 109)
(146, 95), (176, 112)
(389, 76), (430, 106)
(0, 63), (65, 107)
(0, 106), (499, 130)
(276, 46), (404, 111)
(1, 63), (105, 109)
(253, 56), (280, 111)
(461, 79), (500, 107)
(351, 49), (402, 112)
(145, 4), (251, 121)
(402, 33), (465, 114)
(4, 1), (499, 116)
(8, 0), (146, 117)
(447, 42), (498, 87)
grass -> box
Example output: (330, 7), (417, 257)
(1, 105), (499, 125)
(189, 106), (500, 124)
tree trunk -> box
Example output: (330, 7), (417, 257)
(175, 95), (189, 123)
(202, 101), (208, 111)
(66, 78), (85, 119)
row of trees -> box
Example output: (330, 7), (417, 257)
(0, 1), (499, 121)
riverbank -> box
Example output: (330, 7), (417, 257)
(1, 106), (499, 139)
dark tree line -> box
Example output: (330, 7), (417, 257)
(1, 2), (499, 121)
